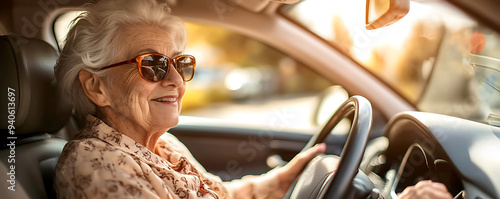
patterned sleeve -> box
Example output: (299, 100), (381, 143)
(222, 168), (287, 199)
(55, 139), (172, 199)
(161, 133), (287, 199)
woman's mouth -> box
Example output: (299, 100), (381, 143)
(152, 97), (177, 103)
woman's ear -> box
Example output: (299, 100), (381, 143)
(79, 69), (111, 107)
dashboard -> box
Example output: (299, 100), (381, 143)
(388, 144), (463, 198)
(362, 111), (500, 199)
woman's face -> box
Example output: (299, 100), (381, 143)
(102, 26), (186, 133)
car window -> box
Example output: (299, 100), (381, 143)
(53, 12), (333, 132)
(54, 11), (85, 51)
(282, 0), (500, 125)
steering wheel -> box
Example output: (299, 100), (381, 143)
(284, 96), (372, 199)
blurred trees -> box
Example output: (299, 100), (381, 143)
(185, 23), (283, 67)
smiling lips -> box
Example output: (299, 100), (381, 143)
(152, 96), (177, 103)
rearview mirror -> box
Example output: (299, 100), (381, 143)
(366, 0), (410, 30)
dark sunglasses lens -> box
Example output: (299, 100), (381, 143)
(140, 55), (168, 82)
(176, 56), (195, 81)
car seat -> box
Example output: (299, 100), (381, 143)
(0, 35), (73, 199)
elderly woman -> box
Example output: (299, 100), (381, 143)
(54, 0), (453, 198)
(54, 0), (324, 198)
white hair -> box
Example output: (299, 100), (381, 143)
(54, 0), (187, 125)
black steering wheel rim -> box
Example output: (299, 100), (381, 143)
(286, 95), (372, 199)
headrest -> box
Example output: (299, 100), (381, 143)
(0, 35), (72, 135)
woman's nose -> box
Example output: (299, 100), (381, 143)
(160, 63), (184, 88)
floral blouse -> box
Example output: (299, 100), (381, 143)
(55, 115), (286, 199)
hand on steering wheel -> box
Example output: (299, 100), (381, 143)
(277, 143), (326, 191)
(283, 96), (373, 199)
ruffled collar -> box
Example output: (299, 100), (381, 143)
(77, 115), (221, 198)
(77, 115), (172, 166)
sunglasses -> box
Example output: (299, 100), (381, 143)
(99, 53), (196, 82)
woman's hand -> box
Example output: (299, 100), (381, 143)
(276, 143), (326, 191)
(399, 180), (453, 199)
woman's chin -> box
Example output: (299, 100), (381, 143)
(151, 113), (179, 128)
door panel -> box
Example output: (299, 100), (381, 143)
(170, 124), (346, 181)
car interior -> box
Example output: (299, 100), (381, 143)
(0, 35), (73, 198)
(1, 0), (500, 198)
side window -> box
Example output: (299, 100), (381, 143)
(182, 23), (332, 131)
(53, 13), (333, 132)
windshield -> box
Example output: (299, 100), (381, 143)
(282, 0), (500, 125)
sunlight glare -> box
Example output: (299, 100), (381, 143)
(225, 69), (248, 91)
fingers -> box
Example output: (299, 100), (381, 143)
(399, 181), (453, 199)
(288, 143), (326, 169)
(299, 143), (327, 161)
(277, 143), (326, 191)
